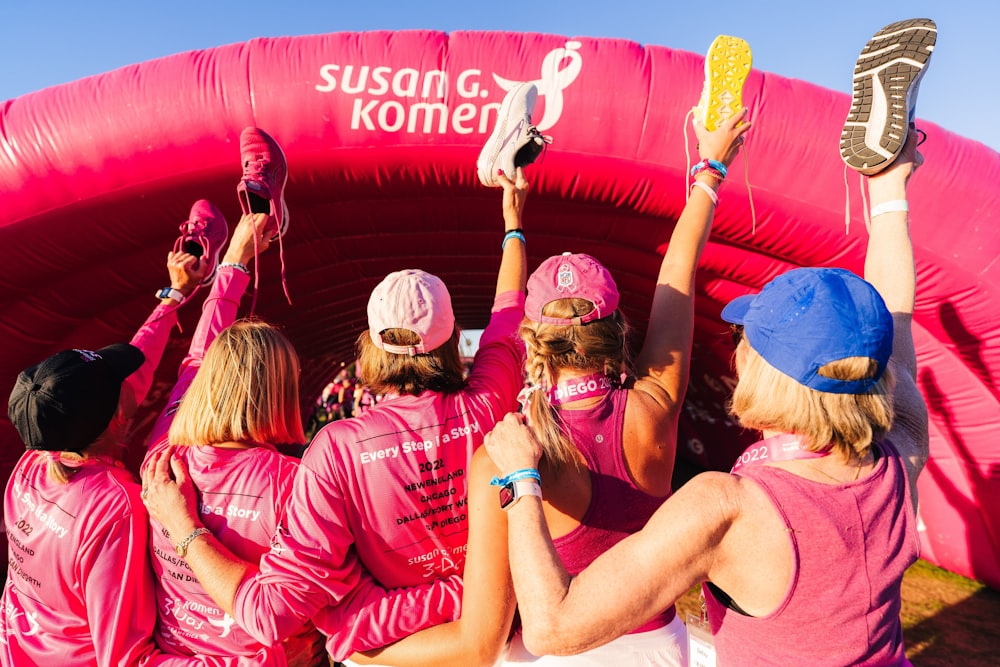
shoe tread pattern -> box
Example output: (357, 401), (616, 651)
(700, 36), (753, 132)
(840, 18), (937, 174)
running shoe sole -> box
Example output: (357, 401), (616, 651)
(697, 35), (752, 131)
(477, 82), (538, 187)
(840, 18), (937, 175)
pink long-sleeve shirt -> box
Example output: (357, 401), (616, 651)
(144, 267), (314, 666)
(232, 291), (526, 659)
(1, 301), (180, 667)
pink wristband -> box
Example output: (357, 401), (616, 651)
(691, 180), (719, 205)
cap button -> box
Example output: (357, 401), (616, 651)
(30, 383), (42, 392)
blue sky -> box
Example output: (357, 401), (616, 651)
(2, 1), (996, 152)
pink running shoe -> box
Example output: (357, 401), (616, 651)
(237, 127), (289, 240)
(173, 200), (228, 286)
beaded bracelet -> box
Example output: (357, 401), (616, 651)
(690, 159), (728, 180)
(490, 467), (541, 487)
(219, 261), (250, 275)
(502, 229), (526, 251)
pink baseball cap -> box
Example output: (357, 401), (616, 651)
(526, 252), (620, 325)
(367, 269), (455, 355)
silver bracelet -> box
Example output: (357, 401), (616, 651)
(174, 527), (210, 558)
(219, 262), (250, 275)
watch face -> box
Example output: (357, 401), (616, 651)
(499, 482), (515, 509)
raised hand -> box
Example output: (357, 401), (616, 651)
(694, 106), (752, 169)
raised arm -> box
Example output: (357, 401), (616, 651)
(484, 413), (729, 655)
(122, 250), (205, 420)
(350, 447), (518, 667)
(633, 111), (750, 408)
(147, 214), (271, 445)
(183, 213), (272, 363)
(863, 129), (929, 505)
(494, 167), (529, 298)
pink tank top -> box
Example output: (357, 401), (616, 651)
(553, 388), (676, 631)
(704, 439), (918, 666)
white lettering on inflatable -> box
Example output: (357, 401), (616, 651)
(410, 103), (449, 133)
(379, 101), (405, 132)
(317, 41), (583, 134)
(315, 64), (339, 92)
(456, 70), (483, 98)
(370, 66), (392, 95)
(451, 103), (478, 134)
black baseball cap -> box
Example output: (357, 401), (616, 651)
(8, 344), (145, 453)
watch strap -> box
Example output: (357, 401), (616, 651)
(156, 287), (186, 304)
(500, 479), (542, 510)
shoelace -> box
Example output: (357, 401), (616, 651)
(683, 108), (757, 231)
(842, 127), (926, 234)
(159, 218), (212, 328)
(245, 201), (292, 315)
(241, 153), (293, 312)
(525, 126), (554, 168)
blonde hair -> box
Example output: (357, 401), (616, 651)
(168, 321), (305, 447)
(520, 298), (631, 473)
(730, 340), (894, 457)
(356, 328), (465, 396)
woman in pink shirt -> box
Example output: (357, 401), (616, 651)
(486, 120), (929, 667)
(142, 128), (325, 667)
(143, 213), (324, 666)
(141, 161), (530, 662)
(2, 246), (204, 667)
(343, 107), (749, 667)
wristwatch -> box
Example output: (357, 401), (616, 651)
(175, 527), (210, 558)
(156, 287), (185, 304)
(499, 479), (542, 510)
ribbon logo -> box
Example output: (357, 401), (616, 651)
(493, 41), (583, 131)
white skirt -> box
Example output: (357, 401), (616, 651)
(341, 615), (687, 667)
(501, 614), (688, 667)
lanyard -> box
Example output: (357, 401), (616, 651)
(548, 372), (613, 406)
(729, 434), (830, 473)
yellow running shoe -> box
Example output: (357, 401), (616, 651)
(696, 35), (753, 131)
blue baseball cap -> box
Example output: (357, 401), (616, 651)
(721, 268), (893, 394)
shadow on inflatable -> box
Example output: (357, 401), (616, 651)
(1, 30), (998, 588)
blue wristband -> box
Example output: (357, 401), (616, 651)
(690, 159), (728, 179)
(502, 230), (526, 251)
(490, 467), (541, 487)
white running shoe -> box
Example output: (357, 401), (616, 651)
(477, 82), (550, 187)
(840, 18), (937, 175)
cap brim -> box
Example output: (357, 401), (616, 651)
(95, 343), (145, 381)
(721, 294), (756, 324)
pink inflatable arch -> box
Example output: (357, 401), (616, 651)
(1, 31), (998, 588)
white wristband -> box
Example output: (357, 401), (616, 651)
(155, 287), (185, 304)
(691, 180), (719, 206)
(869, 200), (908, 218)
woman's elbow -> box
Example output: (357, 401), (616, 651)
(520, 617), (568, 657)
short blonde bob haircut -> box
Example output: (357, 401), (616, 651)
(520, 297), (631, 473)
(730, 339), (895, 458)
(355, 328), (465, 397)
(169, 320), (306, 447)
